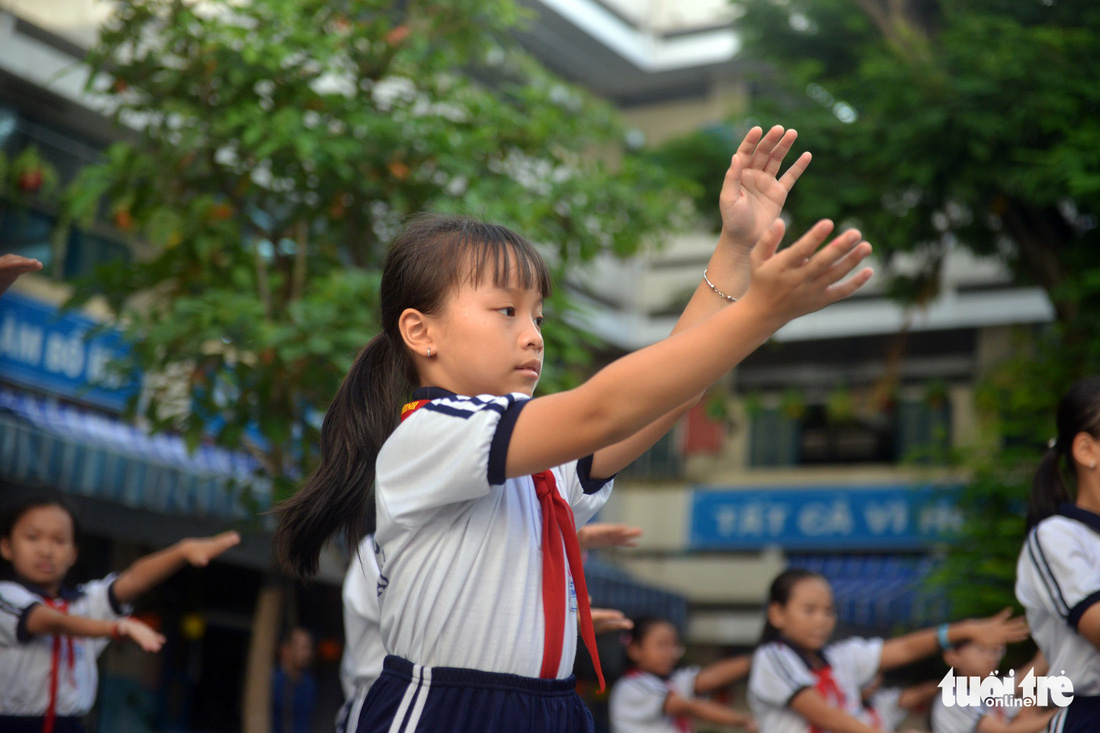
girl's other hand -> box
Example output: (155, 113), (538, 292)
(719, 125), (811, 250)
(743, 219), (873, 326)
(967, 608), (1030, 648)
(119, 617), (166, 652)
(180, 530), (241, 567)
(0, 254), (43, 295)
(591, 607), (634, 634)
(577, 523), (642, 550)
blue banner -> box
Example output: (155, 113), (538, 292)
(690, 485), (962, 550)
(0, 292), (139, 411)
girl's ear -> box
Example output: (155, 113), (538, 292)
(766, 601), (785, 631)
(1072, 431), (1098, 471)
(398, 308), (434, 358)
(0, 537), (12, 562)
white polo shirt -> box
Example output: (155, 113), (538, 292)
(609, 666), (700, 733)
(340, 535), (386, 701)
(374, 388), (613, 678)
(930, 680), (1020, 733)
(0, 576), (129, 716)
(1016, 503), (1100, 697)
(748, 637), (883, 733)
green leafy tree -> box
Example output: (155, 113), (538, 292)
(719, 0), (1100, 617)
(64, 0), (690, 727)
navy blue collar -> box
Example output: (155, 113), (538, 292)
(777, 635), (831, 670)
(411, 386), (457, 401)
(1057, 502), (1100, 535)
(14, 578), (81, 602)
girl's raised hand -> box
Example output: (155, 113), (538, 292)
(591, 606), (634, 634)
(966, 608), (1030, 648)
(179, 530), (241, 567)
(119, 617), (166, 652)
(0, 253), (43, 295)
(577, 523), (642, 550)
(719, 125), (811, 249)
(742, 219), (873, 326)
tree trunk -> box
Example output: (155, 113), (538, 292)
(242, 581), (284, 733)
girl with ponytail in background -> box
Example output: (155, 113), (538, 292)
(1016, 376), (1100, 732)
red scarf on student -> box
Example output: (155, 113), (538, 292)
(42, 597), (75, 733)
(809, 664), (846, 733)
(401, 399), (605, 691)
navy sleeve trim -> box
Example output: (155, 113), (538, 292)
(1068, 589), (1100, 630)
(577, 455), (615, 495)
(785, 685), (812, 707)
(16, 602), (40, 642)
(488, 399), (527, 486)
(107, 578), (126, 616)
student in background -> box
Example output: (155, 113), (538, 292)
(273, 626), (318, 733)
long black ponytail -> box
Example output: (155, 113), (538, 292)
(273, 213), (552, 577)
(1027, 376), (1100, 531)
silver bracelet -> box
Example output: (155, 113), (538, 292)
(703, 268), (738, 302)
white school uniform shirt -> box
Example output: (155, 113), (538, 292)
(337, 534), (386, 732)
(1016, 503), (1100, 697)
(929, 678), (1020, 733)
(748, 637), (884, 733)
(609, 666), (701, 733)
(0, 576), (129, 716)
(373, 388), (614, 678)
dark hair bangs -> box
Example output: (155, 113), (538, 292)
(448, 221), (552, 297)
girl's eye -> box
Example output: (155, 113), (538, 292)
(534, 316), (544, 328)
(498, 307), (516, 317)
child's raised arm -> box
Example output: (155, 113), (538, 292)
(112, 531), (240, 605)
(588, 125), (810, 478)
(25, 606), (165, 652)
(879, 608), (1030, 671)
(507, 217), (872, 478)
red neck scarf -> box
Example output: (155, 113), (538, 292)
(810, 665), (846, 733)
(42, 597), (75, 733)
(401, 399), (605, 691)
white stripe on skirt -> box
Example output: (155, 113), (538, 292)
(388, 665), (423, 733)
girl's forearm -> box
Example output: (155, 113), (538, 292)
(27, 605), (118, 638)
(111, 542), (188, 604)
(510, 298), (780, 478)
(695, 655), (753, 694)
(685, 698), (753, 727)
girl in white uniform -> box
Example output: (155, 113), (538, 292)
(748, 569), (1029, 733)
(0, 493), (239, 733)
(609, 616), (756, 732)
(274, 125), (874, 732)
(1016, 376), (1100, 733)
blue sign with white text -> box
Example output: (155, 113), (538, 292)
(0, 292), (139, 411)
(690, 485), (962, 550)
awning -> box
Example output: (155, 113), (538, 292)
(787, 553), (945, 630)
(0, 387), (269, 520)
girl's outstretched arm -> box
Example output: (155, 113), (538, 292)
(112, 531), (240, 604)
(664, 692), (757, 730)
(590, 125), (811, 478)
(25, 606), (165, 652)
(694, 654), (753, 694)
(879, 608), (1030, 670)
(789, 688), (881, 733)
(506, 218), (872, 479)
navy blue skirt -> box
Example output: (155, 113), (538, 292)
(355, 656), (595, 733)
(1049, 695), (1100, 733)
(0, 716), (85, 733)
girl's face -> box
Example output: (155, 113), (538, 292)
(944, 643), (1005, 678)
(627, 621), (684, 677)
(418, 274), (545, 398)
(768, 577), (836, 652)
(0, 504), (78, 594)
